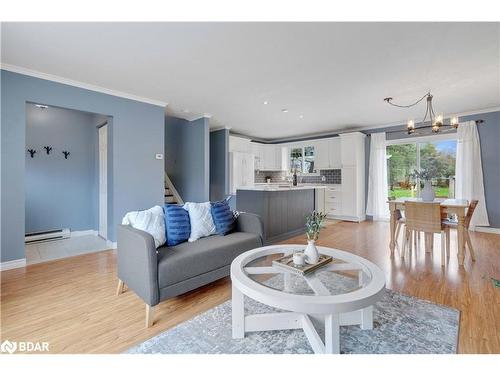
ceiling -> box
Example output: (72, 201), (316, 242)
(1, 22), (499, 140)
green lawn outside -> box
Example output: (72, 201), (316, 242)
(388, 187), (449, 199)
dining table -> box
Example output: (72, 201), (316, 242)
(387, 197), (469, 266)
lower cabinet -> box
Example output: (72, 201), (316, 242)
(315, 188), (325, 214)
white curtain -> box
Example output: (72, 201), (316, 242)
(366, 132), (390, 220)
(455, 121), (489, 228)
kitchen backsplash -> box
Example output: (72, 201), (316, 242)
(254, 169), (341, 184)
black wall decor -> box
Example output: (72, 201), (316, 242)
(43, 146), (52, 155)
(27, 149), (37, 158)
(62, 151), (70, 159)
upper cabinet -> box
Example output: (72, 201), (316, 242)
(340, 132), (365, 167)
(314, 140), (329, 170)
(312, 138), (341, 170)
(328, 138), (341, 169)
(250, 142), (284, 171)
(230, 134), (344, 172)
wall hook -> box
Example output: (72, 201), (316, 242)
(27, 149), (37, 158)
(62, 151), (70, 159)
(43, 146), (53, 155)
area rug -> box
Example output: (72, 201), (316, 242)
(126, 273), (460, 354)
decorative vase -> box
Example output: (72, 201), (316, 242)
(421, 180), (435, 202)
(304, 240), (319, 264)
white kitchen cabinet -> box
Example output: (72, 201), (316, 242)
(249, 142), (265, 170)
(314, 140), (329, 170)
(253, 144), (285, 171)
(315, 188), (325, 214)
(339, 132), (366, 222)
(263, 144), (276, 170)
(229, 151), (255, 194)
(327, 137), (341, 168)
(312, 138), (341, 170)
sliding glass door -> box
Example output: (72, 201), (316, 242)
(386, 136), (457, 199)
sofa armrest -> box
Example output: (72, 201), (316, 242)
(117, 225), (159, 306)
(235, 212), (265, 244)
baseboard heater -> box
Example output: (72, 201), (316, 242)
(25, 228), (70, 244)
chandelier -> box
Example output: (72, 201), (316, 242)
(384, 92), (459, 135)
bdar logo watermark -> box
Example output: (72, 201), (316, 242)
(1, 340), (49, 353)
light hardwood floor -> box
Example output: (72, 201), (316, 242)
(1, 221), (499, 354)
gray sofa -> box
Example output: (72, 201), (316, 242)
(116, 212), (264, 327)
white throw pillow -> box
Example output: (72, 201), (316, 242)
(122, 205), (166, 248)
(183, 202), (217, 242)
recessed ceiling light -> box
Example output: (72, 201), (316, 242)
(299, 115), (304, 119)
(281, 109), (288, 113)
(183, 109), (191, 113)
(35, 104), (48, 109)
(263, 101), (269, 105)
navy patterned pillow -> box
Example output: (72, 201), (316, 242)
(164, 204), (191, 246)
(210, 199), (236, 236)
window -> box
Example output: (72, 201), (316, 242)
(386, 136), (457, 199)
(304, 146), (315, 173)
(289, 145), (316, 174)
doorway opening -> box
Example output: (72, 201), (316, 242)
(24, 102), (112, 264)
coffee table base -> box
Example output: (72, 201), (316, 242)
(232, 286), (374, 354)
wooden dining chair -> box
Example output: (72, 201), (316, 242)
(388, 197), (406, 249)
(403, 201), (448, 266)
(443, 200), (478, 262)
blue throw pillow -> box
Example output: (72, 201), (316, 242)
(164, 204), (191, 246)
(210, 199), (236, 236)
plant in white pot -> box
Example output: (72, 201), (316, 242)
(410, 169), (437, 202)
(304, 211), (327, 264)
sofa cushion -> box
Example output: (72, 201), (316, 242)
(183, 202), (217, 242)
(211, 199), (236, 235)
(164, 204), (191, 246)
(122, 205), (166, 248)
(157, 231), (262, 288)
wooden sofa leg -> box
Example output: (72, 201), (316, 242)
(116, 279), (124, 296)
(146, 304), (154, 328)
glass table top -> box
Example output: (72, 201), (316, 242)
(243, 251), (369, 297)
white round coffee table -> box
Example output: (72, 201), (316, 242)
(230, 244), (386, 354)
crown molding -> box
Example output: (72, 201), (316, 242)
(1, 63), (168, 108)
(185, 113), (212, 121)
(210, 126), (231, 132)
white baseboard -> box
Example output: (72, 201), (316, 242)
(474, 227), (500, 235)
(71, 230), (98, 237)
(106, 240), (117, 249)
(0, 258), (27, 271)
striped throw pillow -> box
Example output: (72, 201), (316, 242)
(164, 204), (191, 246)
(210, 199), (236, 236)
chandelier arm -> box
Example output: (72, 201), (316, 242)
(421, 100), (429, 125)
(384, 92), (430, 108)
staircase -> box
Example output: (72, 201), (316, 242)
(164, 173), (183, 205)
(164, 186), (177, 204)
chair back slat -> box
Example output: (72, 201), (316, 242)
(465, 200), (479, 228)
(405, 201), (442, 233)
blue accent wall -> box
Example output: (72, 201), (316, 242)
(25, 104), (100, 233)
(165, 115), (210, 202)
(209, 129), (229, 201)
(1, 70), (165, 262)
(364, 111), (500, 228)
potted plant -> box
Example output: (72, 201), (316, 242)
(410, 169), (437, 201)
(304, 211), (327, 264)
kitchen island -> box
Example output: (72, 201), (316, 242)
(236, 185), (325, 243)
